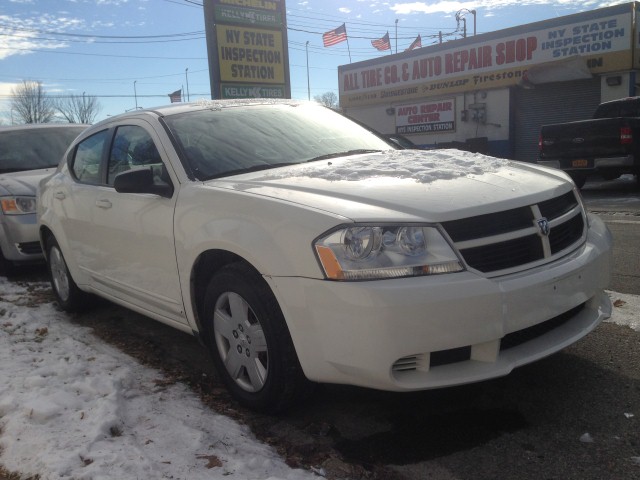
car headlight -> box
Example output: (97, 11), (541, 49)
(1, 196), (37, 215)
(314, 224), (464, 280)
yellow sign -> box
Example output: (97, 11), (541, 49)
(217, 25), (284, 84)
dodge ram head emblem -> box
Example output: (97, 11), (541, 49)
(537, 218), (550, 236)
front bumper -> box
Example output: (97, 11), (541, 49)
(0, 212), (43, 263)
(539, 154), (635, 171)
(267, 214), (612, 391)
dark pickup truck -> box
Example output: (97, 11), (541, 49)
(538, 96), (640, 188)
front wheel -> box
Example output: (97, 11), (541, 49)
(0, 249), (16, 277)
(203, 262), (311, 412)
(46, 236), (91, 312)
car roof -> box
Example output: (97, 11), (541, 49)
(94, 99), (311, 125)
(0, 123), (89, 132)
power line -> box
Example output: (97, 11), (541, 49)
(0, 22), (205, 39)
(0, 46), (207, 61)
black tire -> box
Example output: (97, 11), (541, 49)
(202, 262), (311, 413)
(0, 249), (16, 277)
(569, 173), (587, 189)
(45, 236), (91, 312)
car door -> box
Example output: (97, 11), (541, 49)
(68, 121), (186, 326)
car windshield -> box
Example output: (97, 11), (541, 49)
(0, 127), (86, 173)
(163, 103), (394, 180)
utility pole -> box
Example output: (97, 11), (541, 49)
(395, 19), (398, 54)
(134, 80), (138, 110)
(185, 68), (190, 101)
(305, 41), (310, 101)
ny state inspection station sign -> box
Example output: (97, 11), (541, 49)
(203, 0), (290, 100)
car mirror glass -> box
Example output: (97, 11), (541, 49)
(113, 167), (173, 198)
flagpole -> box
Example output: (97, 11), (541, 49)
(346, 25), (352, 63)
(395, 19), (398, 54)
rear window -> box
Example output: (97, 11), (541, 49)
(0, 126), (86, 173)
(593, 99), (640, 119)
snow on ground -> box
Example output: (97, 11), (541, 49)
(0, 276), (637, 480)
(0, 278), (315, 480)
(606, 290), (640, 331)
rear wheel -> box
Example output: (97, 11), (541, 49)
(46, 236), (91, 312)
(569, 173), (587, 189)
(203, 262), (311, 412)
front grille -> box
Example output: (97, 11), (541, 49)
(550, 214), (584, 254)
(443, 207), (533, 242)
(539, 191), (577, 218)
(441, 190), (585, 275)
(392, 355), (418, 372)
(430, 346), (471, 367)
(459, 235), (543, 272)
(17, 241), (43, 255)
(392, 304), (585, 375)
(500, 304), (585, 351)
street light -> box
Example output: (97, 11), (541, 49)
(455, 9), (477, 37)
(134, 80), (138, 110)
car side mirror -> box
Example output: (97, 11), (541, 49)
(113, 167), (174, 198)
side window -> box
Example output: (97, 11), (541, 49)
(71, 130), (109, 184)
(107, 126), (164, 186)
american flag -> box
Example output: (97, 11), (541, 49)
(323, 24), (347, 47)
(168, 89), (182, 103)
(405, 34), (422, 52)
(371, 32), (390, 51)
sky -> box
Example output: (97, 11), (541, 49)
(0, 0), (626, 122)
(0, 275), (638, 479)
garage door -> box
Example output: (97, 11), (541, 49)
(513, 78), (601, 163)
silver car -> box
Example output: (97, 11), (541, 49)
(0, 124), (87, 274)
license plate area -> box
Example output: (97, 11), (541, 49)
(571, 159), (589, 168)
(502, 266), (592, 334)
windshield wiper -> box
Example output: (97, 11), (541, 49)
(306, 149), (382, 163)
(205, 162), (299, 179)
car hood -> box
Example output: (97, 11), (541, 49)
(0, 168), (56, 196)
(206, 149), (575, 223)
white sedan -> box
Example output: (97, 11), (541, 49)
(38, 100), (612, 412)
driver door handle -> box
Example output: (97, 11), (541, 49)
(96, 199), (113, 209)
(54, 191), (66, 200)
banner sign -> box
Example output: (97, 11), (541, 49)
(395, 99), (455, 134)
(214, 4), (282, 27)
(217, 26), (285, 84)
(339, 3), (634, 107)
(221, 83), (286, 98)
(204, 0), (290, 99)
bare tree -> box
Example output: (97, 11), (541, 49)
(10, 80), (56, 124)
(54, 94), (102, 124)
(314, 91), (339, 109)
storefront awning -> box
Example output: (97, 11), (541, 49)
(522, 56), (592, 85)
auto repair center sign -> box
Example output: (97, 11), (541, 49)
(203, 0), (290, 99)
(339, 3), (635, 108)
(396, 99), (455, 134)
